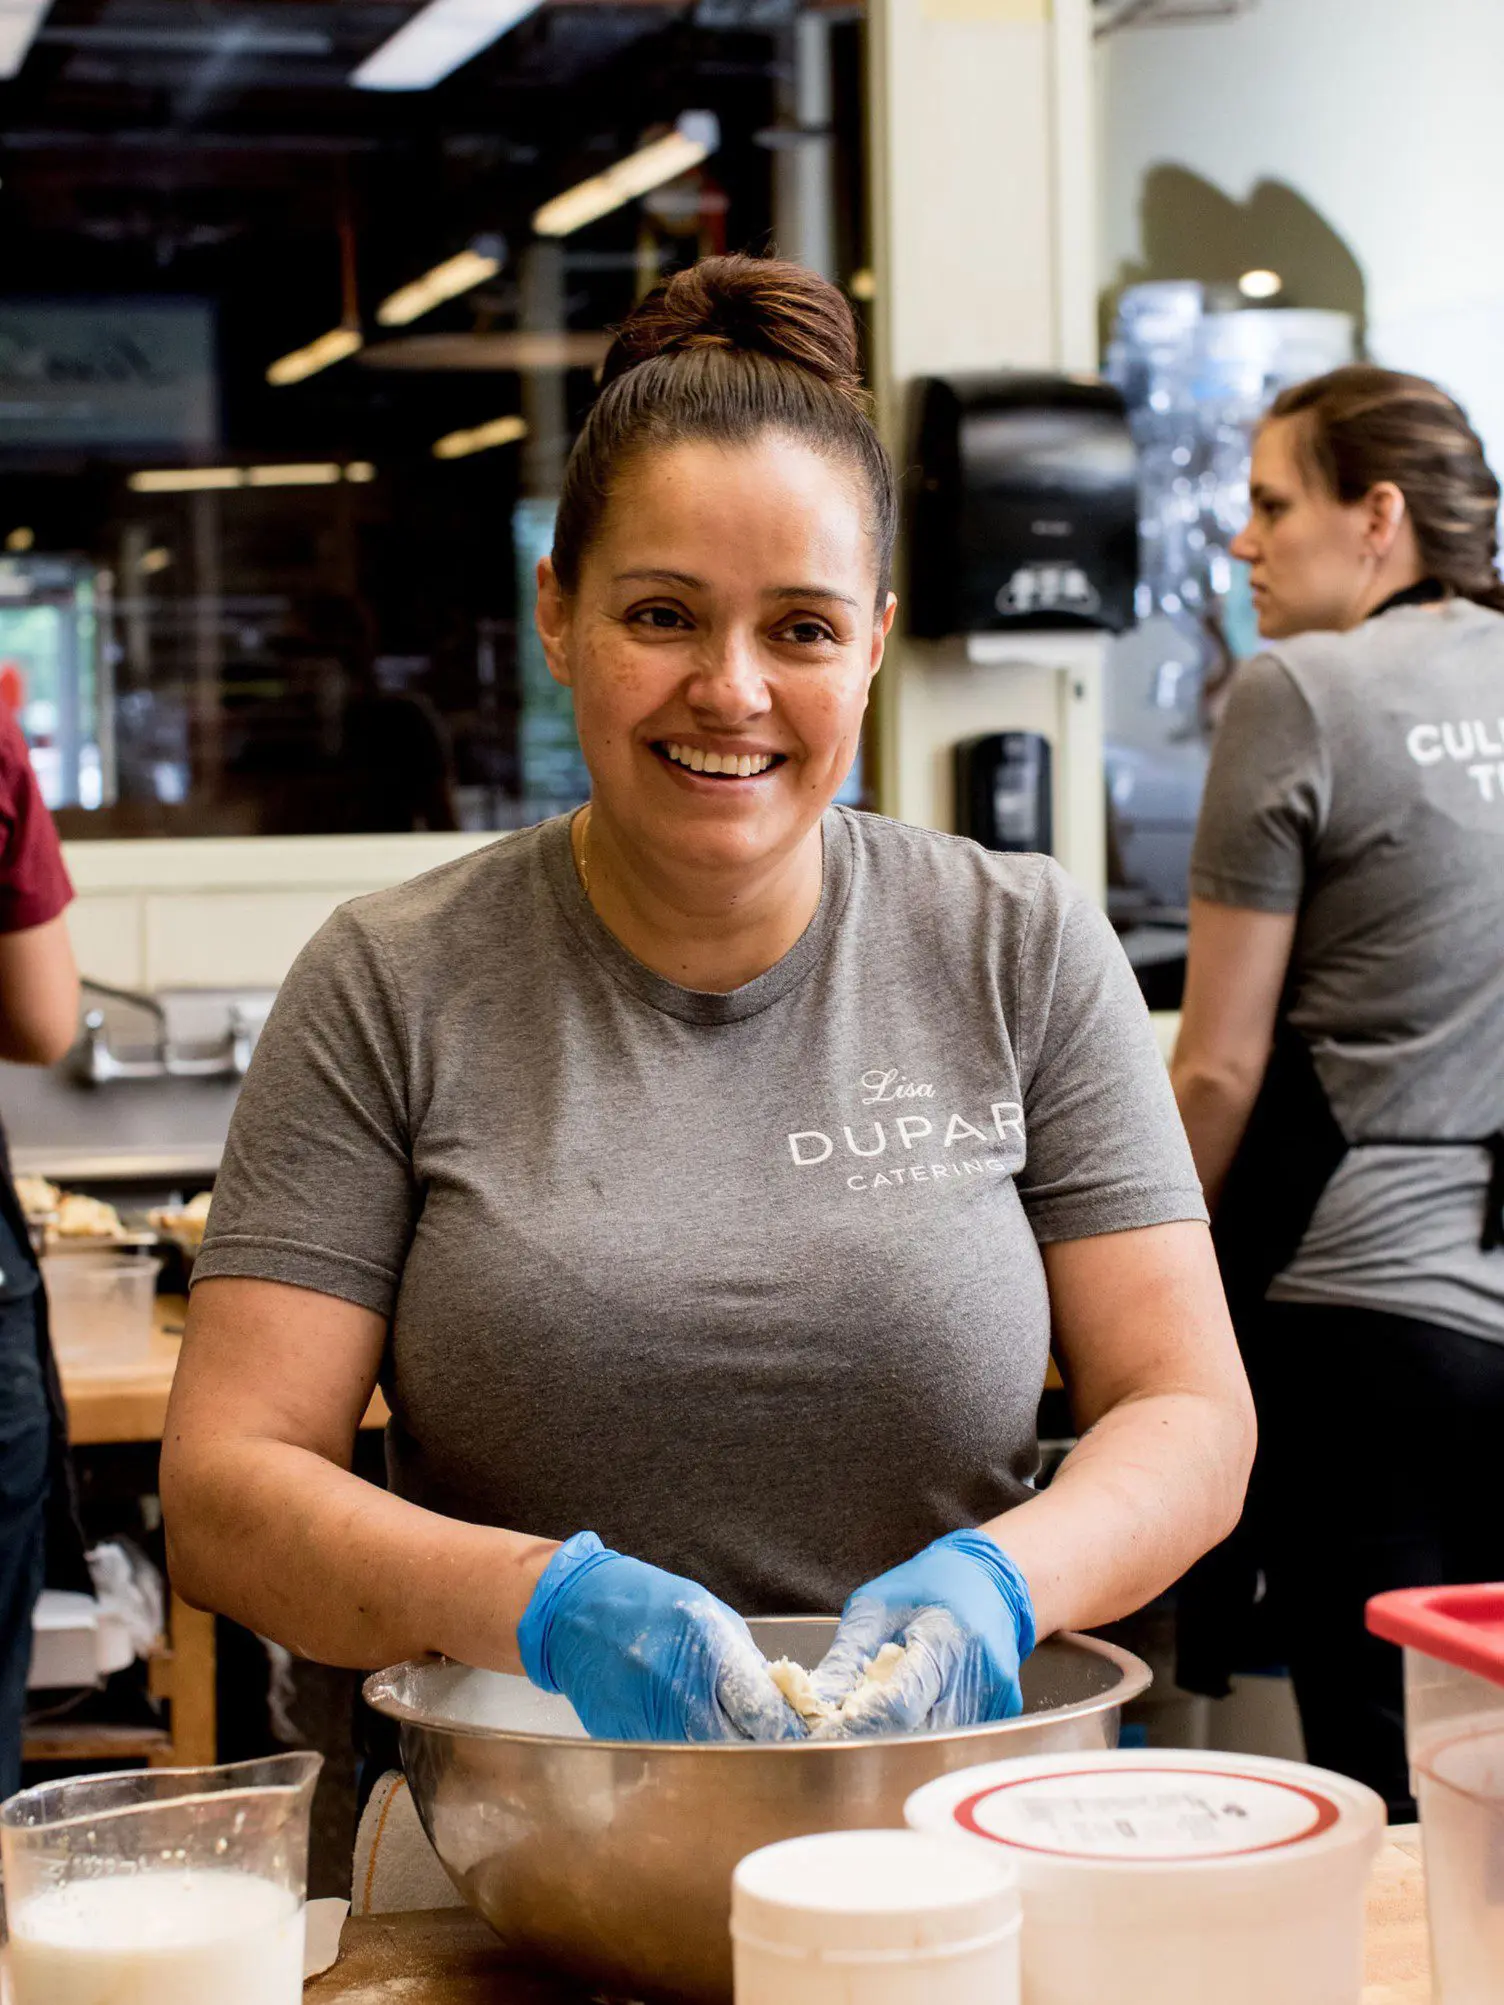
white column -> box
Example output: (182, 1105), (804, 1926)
(866, 0), (1105, 900)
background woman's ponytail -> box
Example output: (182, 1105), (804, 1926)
(1271, 366), (1504, 615)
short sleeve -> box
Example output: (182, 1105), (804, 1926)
(1014, 865), (1208, 1242)
(0, 711), (71, 933)
(1189, 653), (1327, 913)
(194, 906), (417, 1317)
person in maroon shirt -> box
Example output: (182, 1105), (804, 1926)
(0, 707), (80, 1798)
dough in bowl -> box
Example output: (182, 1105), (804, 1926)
(768, 1642), (908, 1734)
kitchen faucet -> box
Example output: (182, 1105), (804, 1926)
(72, 979), (256, 1088)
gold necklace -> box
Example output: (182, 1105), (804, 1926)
(575, 804), (592, 899)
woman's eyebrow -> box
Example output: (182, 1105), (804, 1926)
(613, 568), (703, 589)
(767, 584), (861, 610)
(611, 570), (860, 612)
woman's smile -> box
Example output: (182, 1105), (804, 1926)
(652, 740), (787, 782)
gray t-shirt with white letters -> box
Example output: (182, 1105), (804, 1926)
(1191, 599), (1504, 1341)
(196, 808), (1205, 1613)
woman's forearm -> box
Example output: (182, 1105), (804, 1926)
(162, 1436), (557, 1673)
(1170, 1059), (1262, 1209)
(984, 1387), (1253, 1641)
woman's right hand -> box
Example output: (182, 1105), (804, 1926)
(517, 1531), (806, 1743)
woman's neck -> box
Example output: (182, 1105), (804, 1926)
(572, 806), (825, 993)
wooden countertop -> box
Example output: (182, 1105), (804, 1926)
(307, 1833), (1434, 2003)
(59, 1293), (390, 1446)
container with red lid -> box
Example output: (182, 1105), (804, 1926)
(1368, 1584), (1504, 2003)
(905, 1748), (1384, 2005)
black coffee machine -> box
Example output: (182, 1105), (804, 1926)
(906, 371), (1138, 640)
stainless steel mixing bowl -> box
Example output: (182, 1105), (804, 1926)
(366, 1617), (1150, 2004)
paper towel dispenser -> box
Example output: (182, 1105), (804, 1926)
(907, 372), (1138, 639)
(955, 732), (1053, 855)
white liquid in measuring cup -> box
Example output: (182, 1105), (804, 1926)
(6, 1867), (304, 2005)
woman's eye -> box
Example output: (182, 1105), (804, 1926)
(779, 619), (837, 646)
(629, 605), (690, 631)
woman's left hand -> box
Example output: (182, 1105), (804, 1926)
(808, 1530), (1037, 1736)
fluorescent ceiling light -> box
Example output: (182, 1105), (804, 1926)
(1238, 268), (1283, 301)
(246, 464), (343, 487)
(266, 326), (363, 388)
(129, 468), (245, 494)
(433, 414), (528, 461)
(128, 464), (362, 494)
(353, 0), (544, 92)
(533, 114), (720, 239)
(378, 244), (503, 328)
(0, 2), (50, 81)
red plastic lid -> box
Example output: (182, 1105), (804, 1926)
(1367, 1585), (1504, 1689)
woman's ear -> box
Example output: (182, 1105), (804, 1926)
(1365, 481), (1409, 559)
(535, 556), (574, 688)
(868, 591), (898, 681)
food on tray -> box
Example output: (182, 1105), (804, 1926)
(53, 1191), (127, 1239)
(149, 1189), (213, 1253)
(14, 1174), (61, 1222)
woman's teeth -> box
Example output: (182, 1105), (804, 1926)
(662, 743), (776, 778)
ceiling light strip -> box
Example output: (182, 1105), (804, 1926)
(532, 114), (719, 239)
(353, 0), (544, 92)
(0, 1), (52, 80)
(128, 465), (373, 495)
(377, 246), (502, 328)
(266, 326), (363, 388)
(432, 415), (528, 461)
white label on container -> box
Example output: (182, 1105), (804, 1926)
(954, 1768), (1341, 1861)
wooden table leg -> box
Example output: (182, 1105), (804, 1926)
(146, 1591), (217, 1767)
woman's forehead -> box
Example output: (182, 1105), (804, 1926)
(588, 435), (875, 583)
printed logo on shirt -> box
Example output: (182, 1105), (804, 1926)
(785, 1068), (1026, 1197)
(1405, 717), (1504, 802)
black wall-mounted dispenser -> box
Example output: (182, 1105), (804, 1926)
(955, 732), (1053, 856)
(907, 372), (1139, 639)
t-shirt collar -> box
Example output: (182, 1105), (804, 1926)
(540, 805), (854, 1025)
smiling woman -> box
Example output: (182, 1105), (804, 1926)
(163, 256), (1253, 1755)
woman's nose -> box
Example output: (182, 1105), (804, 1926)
(1229, 523), (1257, 563)
(685, 631), (772, 720)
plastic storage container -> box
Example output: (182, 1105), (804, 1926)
(1368, 1584), (1504, 2004)
(41, 1253), (162, 1369)
(731, 1829), (1021, 2005)
(906, 1748), (1384, 2005)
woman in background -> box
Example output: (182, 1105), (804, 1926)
(1173, 367), (1504, 1813)
(0, 706), (81, 1797)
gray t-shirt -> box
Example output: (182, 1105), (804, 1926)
(1191, 598), (1504, 1341)
(196, 807), (1205, 1613)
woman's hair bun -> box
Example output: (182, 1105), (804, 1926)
(601, 254), (867, 409)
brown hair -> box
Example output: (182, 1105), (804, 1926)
(1270, 365), (1504, 614)
(551, 255), (897, 605)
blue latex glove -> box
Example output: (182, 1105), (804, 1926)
(518, 1531), (806, 1744)
(809, 1529), (1037, 1737)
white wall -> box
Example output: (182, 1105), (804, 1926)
(63, 832), (496, 991)
(867, 0), (1107, 898)
(1097, 0), (1504, 473)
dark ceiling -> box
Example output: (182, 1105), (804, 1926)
(0, 1), (864, 468)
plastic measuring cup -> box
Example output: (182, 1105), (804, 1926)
(1, 1751), (321, 2005)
